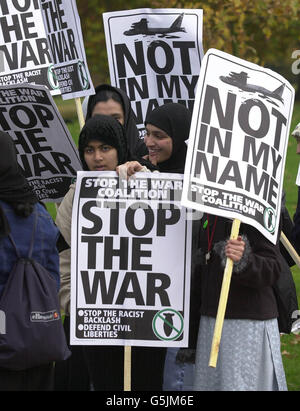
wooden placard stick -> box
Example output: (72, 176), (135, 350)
(124, 346), (131, 391)
(208, 222), (300, 368)
(280, 231), (300, 270)
(75, 97), (85, 130)
(209, 218), (241, 368)
(54, 98), (85, 214)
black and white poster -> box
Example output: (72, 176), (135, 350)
(0, 0), (58, 93)
(103, 8), (203, 136)
(182, 49), (295, 244)
(39, 0), (94, 99)
(0, 83), (82, 202)
(70, 172), (192, 347)
(296, 161), (300, 186)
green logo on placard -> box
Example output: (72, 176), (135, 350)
(263, 207), (276, 233)
(77, 60), (89, 90)
(47, 64), (59, 90)
(152, 309), (184, 341)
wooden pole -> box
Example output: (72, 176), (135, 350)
(124, 346), (131, 391)
(280, 232), (300, 270)
(208, 224), (300, 369)
(209, 218), (241, 368)
(75, 97), (85, 130)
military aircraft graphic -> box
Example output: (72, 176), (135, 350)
(220, 71), (284, 104)
(124, 13), (186, 38)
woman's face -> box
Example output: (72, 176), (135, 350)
(144, 124), (173, 164)
(92, 99), (125, 125)
(83, 140), (118, 171)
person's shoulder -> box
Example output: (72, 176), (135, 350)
(63, 183), (76, 203)
(69, 181), (76, 191)
(56, 183), (76, 220)
(35, 202), (55, 222)
(35, 204), (59, 237)
(59, 183), (76, 204)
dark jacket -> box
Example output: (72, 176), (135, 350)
(0, 200), (60, 297)
(190, 216), (281, 329)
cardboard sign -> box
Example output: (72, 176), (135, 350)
(103, 8), (203, 136)
(0, 0), (59, 93)
(296, 163), (300, 186)
(70, 172), (192, 347)
(39, 0), (94, 99)
(0, 83), (82, 202)
(182, 49), (295, 244)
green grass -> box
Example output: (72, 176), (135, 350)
(52, 97), (300, 391)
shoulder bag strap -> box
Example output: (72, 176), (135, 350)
(7, 207), (38, 259)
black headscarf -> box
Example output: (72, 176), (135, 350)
(78, 114), (129, 171)
(0, 131), (38, 237)
(145, 103), (192, 173)
(85, 84), (147, 157)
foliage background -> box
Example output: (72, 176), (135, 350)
(77, 0), (300, 99)
(59, 0), (300, 390)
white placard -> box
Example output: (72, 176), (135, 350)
(296, 163), (300, 186)
(103, 8), (203, 136)
(70, 172), (192, 347)
(39, 0), (94, 99)
(0, 0), (58, 93)
(182, 49), (295, 244)
(0, 83), (82, 202)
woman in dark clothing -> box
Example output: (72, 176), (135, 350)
(143, 103), (288, 391)
(55, 115), (153, 391)
(132, 103), (194, 391)
(0, 131), (60, 390)
(144, 102), (191, 173)
(84, 84), (147, 158)
(191, 214), (288, 391)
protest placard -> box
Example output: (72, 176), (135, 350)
(70, 171), (192, 347)
(39, 0), (94, 100)
(0, 83), (82, 202)
(103, 8), (203, 136)
(0, 0), (59, 93)
(296, 163), (300, 186)
(182, 49), (295, 245)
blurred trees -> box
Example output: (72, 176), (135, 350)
(77, 0), (300, 98)
(77, 0), (152, 84)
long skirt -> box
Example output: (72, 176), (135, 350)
(193, 316), (287, 391)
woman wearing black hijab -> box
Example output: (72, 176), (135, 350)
(84, 84), (147, 157)
(54, 115), (153, 391)
(0, 130), (38, 234)
(130, 103), (194, 391)
(144, 102), (192, 173)
(0, 131), (60, 390)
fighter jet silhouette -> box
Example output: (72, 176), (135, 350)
(124, 13), (186, 38)
(220, 71), (284, 104)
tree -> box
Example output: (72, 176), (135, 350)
(77, 0), (152, 84)
(151, 0), (300, 98)
(77, 0), (300, 98)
